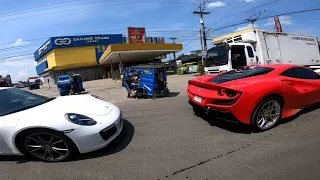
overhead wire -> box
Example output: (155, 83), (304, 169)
(1, 3), (319, 61)
(0, 1), (198, 23)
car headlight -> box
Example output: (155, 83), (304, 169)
(64, 113), (97, 126)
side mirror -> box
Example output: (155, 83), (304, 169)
(222, 42), (230, 50)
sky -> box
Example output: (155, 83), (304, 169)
(0, 0), (319, 82)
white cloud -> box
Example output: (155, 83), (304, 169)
(16, 70), (29, 80)
(244, 0), (255, 2)
(0, 70), (8, 76)
(0, 55), (34, 67)
(264, 15), (293, 26)
(1, 61), (33, 67)
(13, 39), (29, 46)
(207, 1), (226, 8)
(235, 24), (258, 32)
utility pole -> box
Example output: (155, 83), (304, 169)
(169, 37), (177, 44)
(246, 11), (265, 30)
(169, 37), (178, 60)
(193, 0), (210, 66)
(169, 37), (178, 73)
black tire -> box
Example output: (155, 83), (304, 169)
(250, 96), (283, 131)
(15, 128), (79, 162)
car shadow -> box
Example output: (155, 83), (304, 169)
(200, 114), (253, 134)
(281, 103), (320, 124)
(199, 103), (320, 134)
(0, 119), (135, 163)
(161, 92), (180, 98)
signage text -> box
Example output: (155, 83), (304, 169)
(38, 40), (51, 55)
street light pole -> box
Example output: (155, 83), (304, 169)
(169, 37), (178, 73)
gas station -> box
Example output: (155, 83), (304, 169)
(99, 43), (183, 79)
(34, 27), (183, 86)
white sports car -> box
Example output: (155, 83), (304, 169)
(0, 87), (123, 162)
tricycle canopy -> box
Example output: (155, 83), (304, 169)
(123, 63), (169, 99)
(56, 74), (85, 96)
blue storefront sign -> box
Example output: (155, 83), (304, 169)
(36, 60), (49, 75)
(34, 34), (123, 61)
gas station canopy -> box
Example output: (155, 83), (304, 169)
(99, 43), (183, 65)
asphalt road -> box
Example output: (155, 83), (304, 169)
(1, 93), (320, 180)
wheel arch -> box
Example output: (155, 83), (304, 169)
(13, 126), (78, 155)
(249, 93), (285, 127)
(261, 93), (284, 105)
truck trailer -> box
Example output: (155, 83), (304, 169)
(27, 76), (41, 90)
(0, 75), (13, 87)
(205, 28), (320, 74)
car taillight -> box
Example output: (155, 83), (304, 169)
(218, 89), (239, 98)
(188, 80), (192, 85)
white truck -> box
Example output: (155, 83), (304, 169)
(205, 29), (320, 74)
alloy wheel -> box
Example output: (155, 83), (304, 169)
(24, 133), (70, 161)
(256, 100), (281, 130)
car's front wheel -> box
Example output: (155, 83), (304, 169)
(16, 129), (78, 162)
(251, 96), (283, 131)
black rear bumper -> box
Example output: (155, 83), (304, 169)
(188, 99), (240, 124)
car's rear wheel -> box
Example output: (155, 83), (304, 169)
(251, 96), (283, 131)
(16, 129), (78, 162)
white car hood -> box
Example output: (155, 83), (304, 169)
(43, 95), (114, 116)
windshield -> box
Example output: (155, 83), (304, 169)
(0, 88), (53, 116)
(28, 79), (36, 83)
(206, 46), (229, 66)
(211, 66), (274, 84)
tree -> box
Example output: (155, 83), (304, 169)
(190, 50), (201, 56)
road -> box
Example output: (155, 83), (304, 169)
(2, 76), (320, 180)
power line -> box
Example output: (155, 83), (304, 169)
(0, 28), (198, 47)
(0, 1), (198, 23)
(0, 0), (83, 16)
(207, 0), (288, 28)
(257, 8), (320, 21)
(210, 7), (320, 31)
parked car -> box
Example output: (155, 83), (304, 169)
(0, 87), (123, 162)
(187, 64), (320, 131)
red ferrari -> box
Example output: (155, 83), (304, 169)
(187, 64), (320, 131)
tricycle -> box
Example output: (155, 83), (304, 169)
(56, 74), (85, 96)
(123, 64), (169, 99)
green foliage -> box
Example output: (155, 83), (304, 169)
(177, 66), (187, 75)
(197, 62), (205, 75)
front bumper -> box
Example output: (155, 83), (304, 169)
(67, 109), (123, 154)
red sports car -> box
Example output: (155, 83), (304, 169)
(187, 64), (320, 131)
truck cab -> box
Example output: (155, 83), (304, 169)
(205, 42), (257, 74)
(205, 28), (320, 74)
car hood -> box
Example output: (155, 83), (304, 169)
(41, 95), (114, 116)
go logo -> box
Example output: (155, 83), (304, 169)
(54, 38), (72, 45)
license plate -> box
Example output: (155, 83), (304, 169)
(207, 67), (219, 70)
(194, 96), (202, 103)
